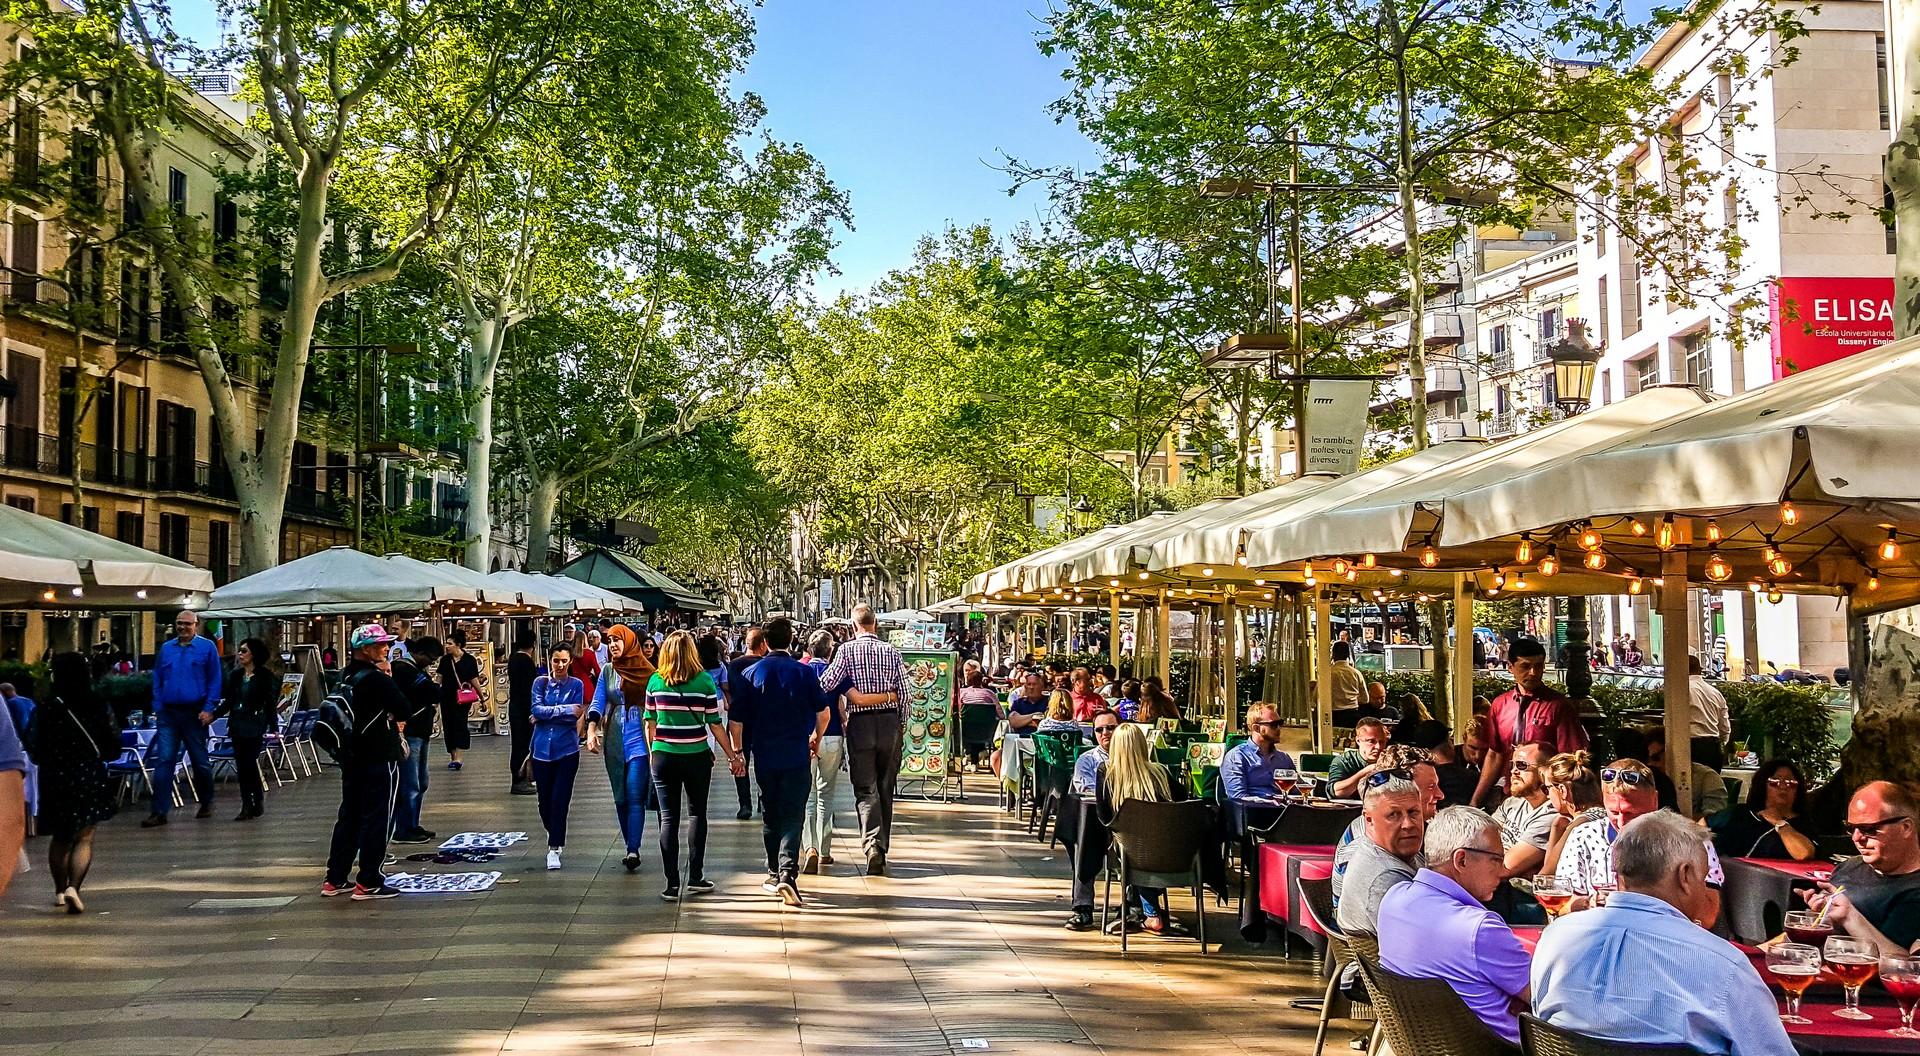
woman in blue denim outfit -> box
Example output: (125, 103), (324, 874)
(587, 624), (654, 873)
(530, 643), (585, 871)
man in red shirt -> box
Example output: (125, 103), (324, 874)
(1472, 637), (1588, 808)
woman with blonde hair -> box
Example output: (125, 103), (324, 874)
(1037, 688), (1079, 733)
(1095, 723), (1185, 934)
(1541, 750), (1605, 874)
(643, 630), (744, 901)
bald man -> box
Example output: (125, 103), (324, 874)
(1809, 781), (1920, 955)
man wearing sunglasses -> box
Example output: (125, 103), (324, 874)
(1220, 703), (1296, 802)
(1805, 781), (1920, 956)
(1557, 759), (1722, 911)
(1061, 710), (1119, 931)
(1491, 741), (1558, 880)
(1070, 711), (1119, 797)
(1472, 637), (1588, 810)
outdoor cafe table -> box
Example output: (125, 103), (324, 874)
(1233, 799), (1363, 942)
(1255, 842), (1335, 956)
(1723, 857), (1836, 945)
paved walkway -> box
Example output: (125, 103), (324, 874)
(2, 736), (1341, 1055)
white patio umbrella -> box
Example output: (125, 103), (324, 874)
(968, 520), (1139, 599)
(874, 608), (933, 625)
(424, 559), (550, 611)
(0, 502), (213, 608)
(1237, 439), (1497, 569)
(204, 546), (479, 618)
(1128, 476), (1341, 577)
(485, 570), (642, 615)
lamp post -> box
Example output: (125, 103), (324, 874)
(1544, 319), (1603, 698)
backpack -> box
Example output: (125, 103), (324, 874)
(312, 677), (359, 762)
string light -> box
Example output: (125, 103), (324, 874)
(1763, 546), (1791, 578)
(1583, 549), (1607, 571)
(1705, 519), (1723, 544)
(1420, 544), (1440, 568)
(1330, 557), (1351, 577)
(1630, 519), (1649, 537)
(1869, 572), (1882, 591)
(1780, 501), (1800, 527)
(1388, 568), (1404, 578)
(1510, 573), (1529, 590)
(1766, 586), (1784, 604)
(1253, 578), (1266, 586)
(39, 588), (53, 602)
(1538, 547), (1560, 577)
(1236, 555), (1249, 566)
(1201, 567), (1215, 577)
(1344, 568), (1358, 582)
(1514, 534), (1533, 563)
(1491, 571), (1507, 590)
(1137, 571), (1149, 580)
(1107, 579), (1120, 587)
(1704, 550), (1733, 582)
(1627, 576), (1644, 595)
(1578, 524), (1602, 551)
(1656, 515), (1676, 550)
(1359, 553), (1377, 569)
(1881, 529), (1902, 563)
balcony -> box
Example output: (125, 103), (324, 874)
(1487, 411), (1518, 437)
(1425, 363), (1467, 400)
(1429, 417), (1470, 441)
(1364, 309), (1467, 351)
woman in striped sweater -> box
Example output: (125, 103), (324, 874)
(645, 631), (744, 901)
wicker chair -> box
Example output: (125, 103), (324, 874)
(1353, 953), (1519, 1056)
(1295, 875), (1379, 1056)
(1518, 1015), (1700, 1056)
(1103, 798), (1213, 956)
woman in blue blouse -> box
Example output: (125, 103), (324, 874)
(530, 643), (585, 871)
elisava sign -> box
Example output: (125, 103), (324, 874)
(1770, 276), (1894, 377)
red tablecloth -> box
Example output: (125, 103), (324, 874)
(1781, 1002), (1920, 1053)
(1257, 842), (1334, 929)
(1740, 857), (1837, 883)
(1513, 926), (1543, 955)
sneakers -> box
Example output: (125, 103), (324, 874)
(735, 806), (753, 820)
(686, 877), (714, 895)
(546, 849), (563, 871)
(801, 851), (820, 875)
(140, 813), (167, 828)
(820, 854), (834, 866)
(1142, 915), (1166, 935)
(866, 851), (887, 878)
(510, 781), (536, 796)
(392, 832), (431, 845)
(415, 828), (436, 839)
(777, 880), (803, 907)
(761, 876), (779, 894)
(1063, 912), (1096, 932)
(196, 803), (214, 819)
(623, 852), (641, 873)
(320, 881), (349, 897)
(62, 886), (84, 914)
(446, 760), (462, 771)
(351, 883), (402, 900)
(661, 886), (681, 902)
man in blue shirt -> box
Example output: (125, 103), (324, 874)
(1219, 703), (1295, 801)
(142, 610), (224, 826)
(1069, 710), (1116, 795)
(0, 697), (24, 895)
(1005, 671), (1049, 736)
(1532, 810), (1794, 1054)
(733, 617), (829, 906)
(1, 681), (34, 745)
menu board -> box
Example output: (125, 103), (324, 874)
(898, 650), (955, 790)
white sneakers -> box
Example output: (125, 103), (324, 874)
(546, 849), (562, 871)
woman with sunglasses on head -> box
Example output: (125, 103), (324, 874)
(1541, 750), (1605, 874)
(1711, 758), (1816, 861)
(1556, 757), (1724, 906)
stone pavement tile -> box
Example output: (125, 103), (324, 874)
(196, 1036), (362, 1056)
(353, 1027), (510, 1054)
(45, 1037), (208, 1056)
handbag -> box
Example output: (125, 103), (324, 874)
(456, 686), (480, 706)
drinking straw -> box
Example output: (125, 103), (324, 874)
(1813, 885), (1848, 927)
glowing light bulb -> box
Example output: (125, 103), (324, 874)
(135, 588), (148, 599)
(1764, 548), (1791, 578)
(1236, 555), (1249, 566)
(40, 588), (54, 601)
(1388, 568), (1404, 577)
(1492, 571), (1507, 590)
(1538, 549), (1560, 577)
(1515, 535), (1533, 563)
(1331, 557), (1351, 577)
(1881, 529), (1902, 563)
(1578, 525), (1602, 551)
(1263, 592), (1274, 599)
(1510, 573), (1529, 590)
(1137, 571), (1149, 580)
(1630, 519), (1649, 537)
(1359, 553), (1377, 569)
(1869, 573), (1882, 591)
(1704, 550), (1733, 582)
(1344, 568), (1358, 582)
(1108, 579), (1119, 587)
(1706, 519), (1723, 544)
(1627, 577), (1644, 595)
(1584, 549), (1607, 571)
(1780, 501), (1800, 527)
(1485, 587), (1500, 597)
(1421, 545), (1439, 568)
(1253, 578), (1266, 586)
(1766, 587), (1784, 604)
(1656, 515), (1676, 551)
(1201, 567), (1214, 577)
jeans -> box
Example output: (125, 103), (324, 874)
(757, 765), (809, 886)
(621, 755), (651, 854)
(651, 750), (712, 886)
(231, 733), (265, 815)
(147, 709), (212, 816)
(327, 758), (396, 889)
(804, 735), (845, 857)
(393, 735), (429, 836)
(844, 711), (903, 857)
(531, 752), (579, 848)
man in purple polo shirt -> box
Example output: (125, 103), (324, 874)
(1378, 805), (1532, 1045)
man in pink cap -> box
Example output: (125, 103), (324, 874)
(322, 624), (412, 900)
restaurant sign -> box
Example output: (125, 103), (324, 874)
(1770, 276), (1894, 378)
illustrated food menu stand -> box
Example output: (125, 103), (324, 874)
(897, 650), (958, 802)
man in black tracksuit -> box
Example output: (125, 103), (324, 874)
(323, 626), (412, 900)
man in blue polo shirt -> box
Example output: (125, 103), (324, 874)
(142, 610), (223, 826)
(1220, 703), (1295, 801)
(733, 617), (830, 907)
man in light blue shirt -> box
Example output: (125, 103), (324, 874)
(1069, 710), (1115, 796)
(142, 609), (224, 826)
(1379, 806), (1531, 1045)
(1531, 810), (1794, 1055)
(1219, 703), (1294, 801)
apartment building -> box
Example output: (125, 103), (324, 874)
(0, 32), (472, 660)
(1574, 0), (1891, 676)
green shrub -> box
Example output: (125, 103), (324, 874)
(94, 673), (152, 723)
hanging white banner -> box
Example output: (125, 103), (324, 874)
(1303, 378), (1373, 475)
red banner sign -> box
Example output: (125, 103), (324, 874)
(1770, 276), (1894, 378)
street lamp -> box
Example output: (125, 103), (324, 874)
(1543, 318), (1604, 698)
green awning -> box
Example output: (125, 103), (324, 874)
(553, 548), (718, 612)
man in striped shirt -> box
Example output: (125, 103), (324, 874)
(819, 604), (909, 876)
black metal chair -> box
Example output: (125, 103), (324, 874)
(1102, 798), (1213, 956)
(1296, 875), (1378, 1056)
(1353, 953), (1519, 1056)
(1518, 1014), (1700, 1056)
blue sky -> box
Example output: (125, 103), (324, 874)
(170, 0), (1098, 299)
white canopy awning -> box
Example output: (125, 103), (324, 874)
(1238, 440), (1497, 568)
(1141, 475), (1344, 575)
(969, 521), (1140, 598)
(425, 559), (549, 611)
(1065, 497), (1243, 583)
(874, 608), (933, 624)
(484, 570), (642, 615)
(204, 546), (479, 618)
(0, 502), (213, 608)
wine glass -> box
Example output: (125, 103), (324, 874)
(1826, 937), (1880, 1020)
(1768, 943), (1822, 1025)
(1589, 882), (1615, 907)
(1532, 874), (1574, 919)
(1273, 768), (1299, 802)
(1784, 909), (1836, 949)
(1881, 954), (1920, 1038)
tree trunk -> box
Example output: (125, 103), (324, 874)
(524, 470), (562, 572)
(463, 315), (506, 572)
(1893, 0), (1920, 337)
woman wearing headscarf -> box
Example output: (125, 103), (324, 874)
(586, 624), (655, 872)
(27, 652), (116, 913)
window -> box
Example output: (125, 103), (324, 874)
(1634, 355), (1659, 392)
(1538, 306), (1563, 343)
(1598, 368), (1612, 406)
(1594, 209), (1607, 258)
(1488, 324), (1511, 372)
(1681, 332), (1714, 393)
(4, 494), (32, 513)
(120, 261), (152, 343)
(70, 131), (100, 206)
(10, 212), (38, 302)
(1618, 250), (1642, 338)
(115, 510), (144, 546)
(208, 520), (230, 586)
(1716, 73), (1736, 148)
(213, 195), (238, 266)
(292, 441), (318, 492)
(11, 95), (38, 186)
(158, 512), (189, 560)
(71, 243), (106, 322)
(167, 167), (187, 213)
(1597, 276), (1610, 342)
(1879, 35), (1892, 131)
